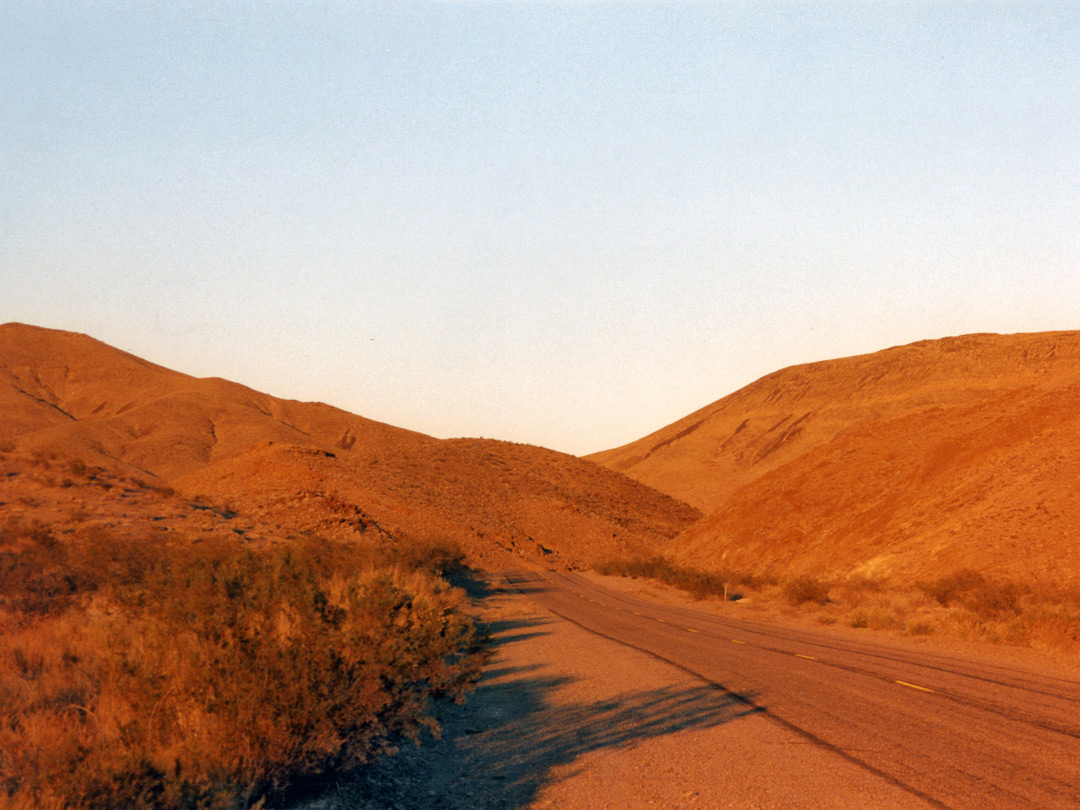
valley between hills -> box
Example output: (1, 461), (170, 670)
(3, 321), (1080, 810)
(8, 323), (1080, 592)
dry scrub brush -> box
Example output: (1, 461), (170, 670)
(0, 521), (485, 810)
(917, 568), (1080, 649)
(594, 553), (1080, 651)
(781, 575), (831, 607)
(593, 556), (772, 601)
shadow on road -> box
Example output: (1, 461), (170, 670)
(303, 615), (760, 810)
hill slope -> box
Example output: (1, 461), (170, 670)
(0, 323), (427, 480)
(589, 332), (1080, 585)
(1, 323), (699, 567)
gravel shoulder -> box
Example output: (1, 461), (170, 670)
(300, 577), (940, 810)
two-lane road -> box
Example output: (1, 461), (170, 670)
(502, 569), (1080, 810)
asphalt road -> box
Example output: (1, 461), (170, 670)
(501, 569), (1080, 810)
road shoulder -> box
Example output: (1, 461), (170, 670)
(576, 570), (1080, 683)
(304, 580), (938, 810)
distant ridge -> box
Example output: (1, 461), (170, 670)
(589, 332), (1080, 585)
(0, 322), (426, 480)
(1, 323), (699, 567)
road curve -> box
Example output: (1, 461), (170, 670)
(501, 569), (1080, 810)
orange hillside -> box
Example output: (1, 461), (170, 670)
(1, 323), (698, 567)
(590, 332), (1080, 586)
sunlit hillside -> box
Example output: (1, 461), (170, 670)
(1, 323), (698, 568)
(590, 332), (1080, 587)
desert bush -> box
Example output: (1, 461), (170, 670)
(834, 575), (884, 607)
(0, 522), (100, 616)
(387, 537), (468, 578)
(864, 606), (901, 630)
(0, 531), (485, 810)
(947, 608), (983, 637)
(848, 606), (902, 630)
(1006, 605), (1080, 651)
(783, 575), (830, 607)
(970, 580), (1022, 621)
(920, 568), (982, 605)
(907, 620), (935, 636)
(594, 556), (729, 600)
(918, 569), (1022, 621)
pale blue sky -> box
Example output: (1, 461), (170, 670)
(3, 2), (1078, 455)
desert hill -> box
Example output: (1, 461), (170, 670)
(1, 323), (699, 567)
(590, 332), (1080, 586)
(174, 437), (698, 568)
(0, 323), (429, 481)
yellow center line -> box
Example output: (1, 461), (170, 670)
(654, 617), (668, 624)
(895, 680), (936, 693)
(794, 654), (818, 661)
(731, 640), (747, 645)
(632, 611), (643, 616)
(684, 627), (700, 633)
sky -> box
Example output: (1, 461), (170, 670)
(2, 2), (1078, 456)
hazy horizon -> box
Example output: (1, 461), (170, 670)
(3, 2), (1078, 455)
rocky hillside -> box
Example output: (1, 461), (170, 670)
(589, 332), (1080, 585)
(1, 323), (699, 568)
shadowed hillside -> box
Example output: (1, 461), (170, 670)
(589, 332), (1080, 586)
(0, 323), (698, 567)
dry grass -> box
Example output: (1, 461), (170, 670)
(0, 520), (485, 810)
(832, 575), (885, 607)
(847, 606), (901, 630)
(782, 575), (831, 607)
(918, 568), (1022, 621)
(594, 556), (1080, 653)
(593, 556), (771, 601)
(907, 620), (935, 636)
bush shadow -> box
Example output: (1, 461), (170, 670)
(311, 617), (760, 809)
